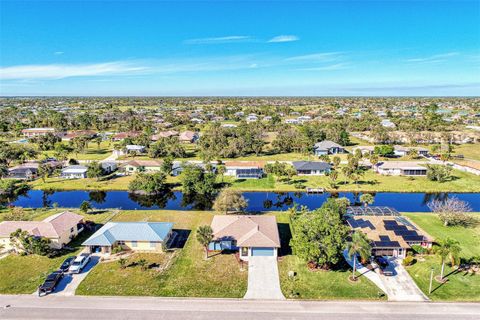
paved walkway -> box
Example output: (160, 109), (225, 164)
(343, 250), (387, 294)
(244, 256), (285, 300)
(378, 257), (429, 302)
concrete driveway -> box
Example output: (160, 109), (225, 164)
(378, 257), (428, 302)
(47, 255), (100, 296)
(244, 256), (285, 300)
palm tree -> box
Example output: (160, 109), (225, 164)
(196, 225), (213, 260)
(359, 193), (374, 207)
(346, 231), (372, 281)
(436, 238), (461, 281)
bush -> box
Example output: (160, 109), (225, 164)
(402, 255), (415, 266)
(112, 245), (123, 254)
(411, 244), (428, 255)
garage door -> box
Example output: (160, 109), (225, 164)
(251, 247), (274, 256)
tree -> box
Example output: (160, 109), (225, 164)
(332, 156), (341, 169)
(180, 164), (217, 198)
(428, 197), (475, 227)
(79, 201), (92, 214)
(426, 164), (452, 183)
(436, 238), (461, 281)
(346, 231), (371, 280)
(93, 136), (103, 149)
(369, 154), (379, 171)
(128, 172), (168, 194)
(359, 193), (374, 207)
(290, 200), (349, 269)
(87, 161), (105, 180)
(374, 145), (394, 157)
(161, 156), (173, 175)
(9, 229), (51, 255)
(217, 165), (226, 182)
(137, 258), (148, 271)
(196, 225), (213, 260)
(328, 170), (338, 189)
(0, 164), (8, 180)
(213, 189), (248, 214)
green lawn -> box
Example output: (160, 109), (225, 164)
(278, 255), (386, 300)
(30, 175), (134, 191)
(37, 141), (113, 161)
(76, 210), (248, 297)
(402, 212), (480, 301)
(453, 143), (480, 161)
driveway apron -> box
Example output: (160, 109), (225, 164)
(244, 256), (285, 300)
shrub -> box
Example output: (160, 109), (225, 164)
(112, 245), (123, 254)
(402, 255), (414, 266)
(411, 244), (428, 255)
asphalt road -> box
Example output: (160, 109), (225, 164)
(1, 295), (479, 320)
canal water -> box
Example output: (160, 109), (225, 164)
(4, 190), (480, 212)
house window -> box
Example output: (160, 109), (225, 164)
(241, 247), (248, 256)
(117, 241), (125, 245)
(131, 241), (138, 247)
(150, 242), (156, 248)
(70, 227), (74, 233)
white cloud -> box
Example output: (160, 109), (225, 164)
(406, 52), (460, 63)
(268, 35), (299, 43)
(285, 52), (344, 62)
(0, 61), (148, 80)
(299, 63), (350, 71)
(184, 36), (253, 45)
(53, 51), (64, 56)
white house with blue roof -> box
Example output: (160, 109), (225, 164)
(82, 222), (173, 254)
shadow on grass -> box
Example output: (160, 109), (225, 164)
(278, 223), (292, 257)
(169, 229), (191, 249)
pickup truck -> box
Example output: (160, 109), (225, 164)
(38, 271), (63, 296)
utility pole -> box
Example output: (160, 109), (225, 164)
(428, 267), (434, 294)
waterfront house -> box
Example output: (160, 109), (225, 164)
(61, 165), (88, 179)
(82, 222), (173, 255)
(125, 145), (146, 154)
(209, 215), (281, 261)
(0, 211), (84, 251)
(123, 160), (162, 174)
(224, 161), (264, 179)
(376, 161), (427, 176)
(292, 161), (331, 175)
(22, 128), (62, 138)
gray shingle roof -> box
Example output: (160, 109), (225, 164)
(292, 161), (331, 171)
(314, 140), (342, 150)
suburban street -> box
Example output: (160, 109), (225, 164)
(1, 295), (479, 320)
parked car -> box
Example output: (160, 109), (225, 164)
(59, 256), (76, 272)
(69, 253), (90, 274)
(38, 271), (63, 296)
(374, 256), (393, 276)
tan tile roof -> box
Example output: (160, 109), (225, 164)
(125, 160), (162, 167)
(0, 211), (84, 239)
(211, 215), (280, 248)
(224, 161), (265, 168)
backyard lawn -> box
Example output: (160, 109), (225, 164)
(37, 141), (114, 161)
(402, 212), (480, 301)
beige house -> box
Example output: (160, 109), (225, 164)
(0, 211), (84, 251)
(123, 160), (163, 174)
(209, 215), (281, 261)
(82, 222), (173, 255)
(376, 161), (427, 176)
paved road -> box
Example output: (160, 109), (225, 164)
(244, 256), (285, 300)
(0, 295), (479, 320)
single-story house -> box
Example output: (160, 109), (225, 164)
(0, 211), (84, 251)
(393, 146), (429, 157)
(352, 146), (375, 155)
(100, 161), (117, 174)
(125, 145), (146, 154)
(123, 160), (162, 174)
(376, 161), (427, 176)
(381, 119), (396, 128)
(346, 214), (432, 258)
(171, 162), (215, 176)
(151, 130), (179, 141)
(61, 165), (88, 179)
(179, 131), (199, 143)
(209, 215), (281, 261)
(8, 163), (39, 180)
(285, 119), (299, 125)
(224, 161), (264, 179)
(112, 131), (141, 141)
(292, 161), (331, 175)
(313, 140), (345, 156)
(62, 130), (97, 141)
(21, 127), (61, 138)
(82, 222), (173, 255)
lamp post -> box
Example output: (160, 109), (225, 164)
(429, 267), (434, 294)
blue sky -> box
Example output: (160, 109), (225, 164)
(0, 0), (479, 96)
